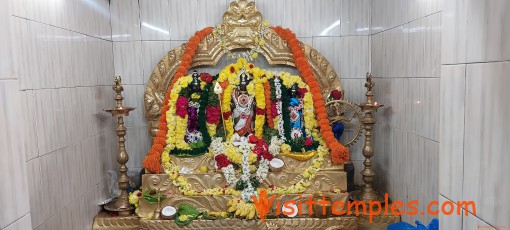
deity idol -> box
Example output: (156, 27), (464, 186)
(231, 68), (255, 137)
(184, 70), (203, 146)
(288, 83), (306, 139)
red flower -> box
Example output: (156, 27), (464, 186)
(206, 106), (221, 124)
(250, 137), (272, 161)
(331, 89), (342, 100)
(200, 73), (212, 84)
(256, 108), (265, 115)
(249, 64), (254, 69)
(271, 102), (278, 117)
(223, 111), (232, 119)
(262, 151), (274, 161)
(176, 96), (189, 118)
(249, 135), (259, 144)
(136, 192), (142, 197)
(297, 88), (308, 98)
(215, 154), (231, 170)
(149, 190), (156, 195)
(230, 66), (235, 73)
(305, 137), (314, 146)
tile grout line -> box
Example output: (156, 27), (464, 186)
(1, 212), (30, 229)
(11, 15), (113, 42)
(442, 59), (510, 66)
(371, 11), (442, 36)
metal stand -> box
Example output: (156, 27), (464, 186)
(350, 73), (385, 203)
(104, 77), (135, 216)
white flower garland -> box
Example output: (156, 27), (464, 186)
(274, 76), (286, 141)
(268, 136), (283, 157)
(211, 138), (238, 187)
(239, 139), (256, 201)
(211, 136), (281, 202)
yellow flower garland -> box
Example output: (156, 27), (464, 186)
(221, 84), (234, 138)
(161, 144), (326, 197)
(267, 145), (328, 195)
(225, 142), (258, 165)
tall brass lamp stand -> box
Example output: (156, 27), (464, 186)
(104, 77), (135, 216)
(350, 73), (385, 203)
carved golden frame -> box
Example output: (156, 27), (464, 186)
(143, 0), (344, 138)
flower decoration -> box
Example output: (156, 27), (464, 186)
(205, 106), (221, 124)
(143, 27), (213, 174)
(331, 89), (342, 100)
(200, 73), (213, 84)
(214, 154), (231, 170)
(272, 26), (350, 164)
(176, 96), (189, 118)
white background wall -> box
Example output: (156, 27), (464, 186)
(1, 0), (371, 229)
(440, 0), (510, 229)
(0, 0), (117, 229)
(4, 0), (508, 229)
(370, 0), (441, 224)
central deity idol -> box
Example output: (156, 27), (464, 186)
(231, 68), (255, 136)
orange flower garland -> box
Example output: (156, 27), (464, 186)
(271, 26), (350, 164)
(143, 27), (213, 173)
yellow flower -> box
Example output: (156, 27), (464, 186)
(302, 170), (310, 178)
(178, 215), (189, 221)
(191, 93), (200, 100)
(161, 152), (170, 164)
(251, 52), (258, 59)
(170, 92), (178, 101)
(129, 190), (141, 206)
(281, 144), (291, 153)
(246, 84), (255, 94)
(259, 39), (266, 46)
(263, 20), (270, 26)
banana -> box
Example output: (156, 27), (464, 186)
(235, 207), (242, 216)
(227, 199), (239, 212)
(247, 208), (256, 219)
(227, 205), (237, 213)
(240, 205), (249, 217)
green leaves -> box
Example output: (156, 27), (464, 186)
(141, 189), (166, 204)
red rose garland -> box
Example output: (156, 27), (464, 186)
(271, 26), (350, 164)
(143, 27), (213, 174)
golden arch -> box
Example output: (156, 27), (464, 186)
(144, 0), (343, 138)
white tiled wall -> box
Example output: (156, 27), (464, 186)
(111, 0), (372, 172)
(440, 0), (510, 229)
(1, 0), (116, 229)
(13, 0), (509, 229)
(370, 0), (441, 224)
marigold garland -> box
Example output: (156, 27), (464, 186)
(271, 26), (350, 164)
(143, 27), (213, 173)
